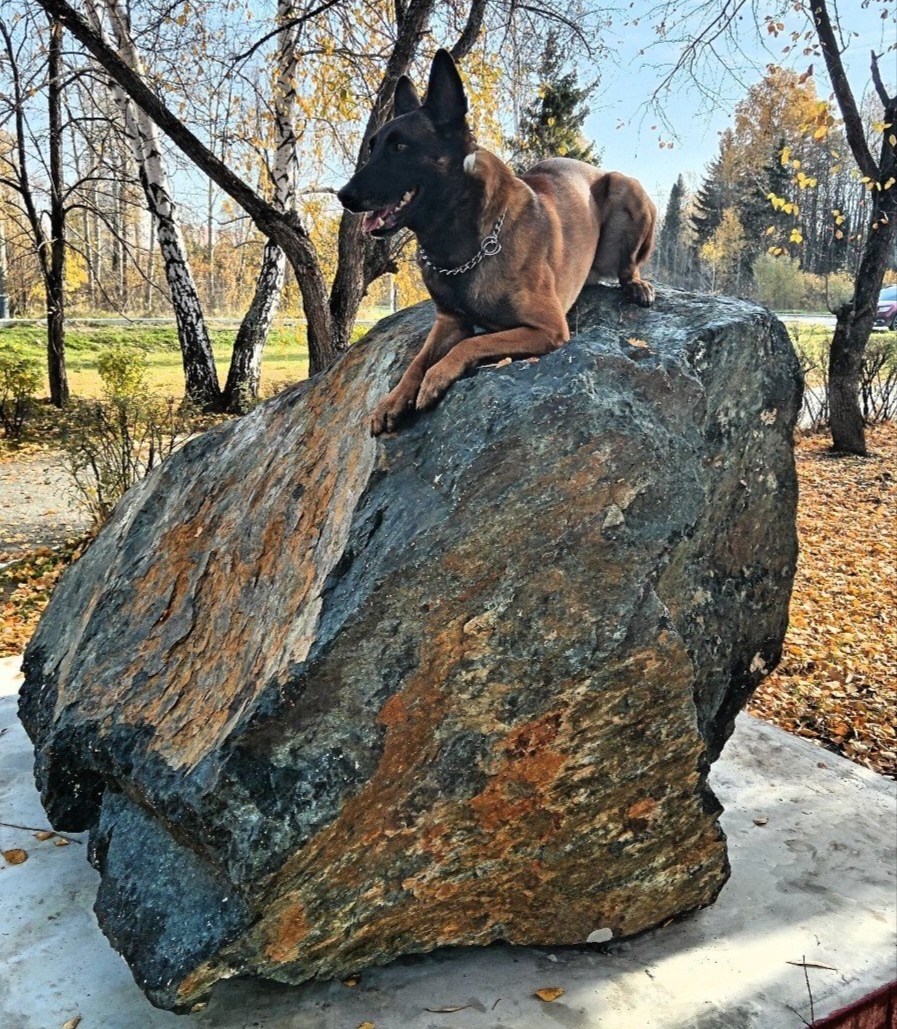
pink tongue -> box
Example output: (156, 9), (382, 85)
(363, 206), (391, 233)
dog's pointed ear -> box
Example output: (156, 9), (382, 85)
(393, 75), (422, 116)
(424, 48), (468, 126)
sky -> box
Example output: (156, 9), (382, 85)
(582, 1), (897, 215)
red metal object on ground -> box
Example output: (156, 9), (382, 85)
(812, 981), (897, 1029)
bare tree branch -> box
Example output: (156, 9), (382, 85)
(37, 0), (277, 221)
(231, 0), (347, 64)
(870, 49), (894, 108)
(450, 0), (488, 61)
(810, 0), (878, 181)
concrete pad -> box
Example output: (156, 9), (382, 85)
(0, 655), (23, 697)
(1, 658), (894, 1029)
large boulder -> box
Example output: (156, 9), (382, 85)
(20, 286), (802, 1012)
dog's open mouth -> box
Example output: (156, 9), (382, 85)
(362, 188), (419, 234)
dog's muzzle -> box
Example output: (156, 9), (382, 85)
(337, 185), (365, 213)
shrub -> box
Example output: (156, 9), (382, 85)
(63, 392), (196, 527)
(753, 254), (805, 311)
(0, 345), (42, 439)
(860, 332), (897, 424)
(787, 324), (829, 430)
(802, 271), (854, 313)
(96, 344), (148, 400)
(788, 323), (897, 430)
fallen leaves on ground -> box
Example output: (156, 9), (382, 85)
(749, 423), (896, 779)
(0, 538), (89, 657)
(2, 848), (28, 865)
(535, 987), (565, 1002)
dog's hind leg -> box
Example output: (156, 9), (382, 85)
(619, 236), (656, 308)
(590, 173), (656, 307)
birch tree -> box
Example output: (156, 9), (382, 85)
(35, 0), (571, 369)
(86, 0), (221, 409)
(223, 0), (300, 413)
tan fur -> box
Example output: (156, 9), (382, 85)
(370, 150), (656, 435)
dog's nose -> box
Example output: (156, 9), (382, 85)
(337, 184), (361, 212)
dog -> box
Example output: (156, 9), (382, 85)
(338, 49), (656, 436)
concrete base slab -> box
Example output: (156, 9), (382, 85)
(2, 657), (895, 1029)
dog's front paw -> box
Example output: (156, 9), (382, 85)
(416, 362), (459, 411)
(623, 279), (655, 307)
(370, 387), (417, 436)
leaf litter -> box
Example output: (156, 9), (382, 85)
(748, 423), (896, 779)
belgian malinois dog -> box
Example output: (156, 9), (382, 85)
(338, 50), (656, 436)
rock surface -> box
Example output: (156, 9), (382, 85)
(20, 286), (802, 1012)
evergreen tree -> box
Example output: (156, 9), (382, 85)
(657, 174), (689, 286)
(738, 138), (791, 256)
(506, 33), (599, 172)
(690, 156), (727, 248)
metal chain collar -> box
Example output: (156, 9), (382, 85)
(417, 211), (506, 277)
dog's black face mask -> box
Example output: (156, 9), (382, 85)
(337, 49), (474, 237)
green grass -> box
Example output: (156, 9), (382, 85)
(0, 322), (314, 400)
(781, 320), (832, 389)
(0, 314), (389, 401)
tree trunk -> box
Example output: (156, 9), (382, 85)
(224, 241), (285, 412)
(0, 215), (9, 320)
(327, 0), (436, 351)
(825, 111), (896, 454)
(223, 0), (296, 410)
(94, 0), (221, 409)
(47, 15), (69, 407)
(154, 215), (221, 407)
(144, 213), (155, 314)
(827, 307), (867, 454)
(46, 272), (68, 406)
(828, 195), (896, 454)
(810, 0), (897, 454)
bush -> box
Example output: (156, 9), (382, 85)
(64, 347), (193, 526)
(788, 323), (897, 430)
(96, 344), (148, 400)
(62, 395), (196, 527)
(0, 345), (42, 439)
(787, 324), (829, 430)
(753, 254), (805, 311)
(860, 332), (897, 423)
(802, 271), (854, 313)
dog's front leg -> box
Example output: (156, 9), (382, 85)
(416, 321), (568, 411)
(371, 312), (472, 435)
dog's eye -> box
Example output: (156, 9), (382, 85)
(392, 141), (408, 153)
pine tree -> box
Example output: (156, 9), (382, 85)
(690, 156), (727, 248)
(506, 33), (599, 172)
(737, 137), (793, 268)
(657, 174), (688, 286)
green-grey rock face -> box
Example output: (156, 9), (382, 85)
(19, 287), (802, 1012)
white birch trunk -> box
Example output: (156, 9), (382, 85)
(224, 0), (299, 411)
(0, 214), (9, 319)
(87, 0), (220, 408)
